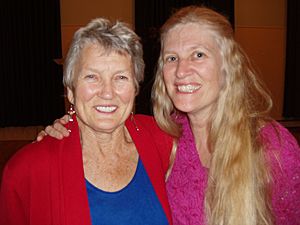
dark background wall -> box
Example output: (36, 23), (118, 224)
(0, 0), (65, 127)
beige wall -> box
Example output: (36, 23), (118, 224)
(60, 0), (286, 119)
(235, 0), (286, 119)
(60, 0), (133, 56)
(60, 0), (134, 25)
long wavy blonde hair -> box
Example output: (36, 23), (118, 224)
(152, 6), (274, 225)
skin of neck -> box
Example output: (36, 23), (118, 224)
(78, 122), (133, 157)
(188, 112), (211, 168)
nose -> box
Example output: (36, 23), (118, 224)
(98, 80), (114, 99)
(175, 59), (192, 78)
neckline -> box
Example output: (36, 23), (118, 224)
(85, 157), (141, 195)
(180, 115), (208, 169)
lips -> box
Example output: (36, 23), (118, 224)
(177, 84), (201, 93)
(95, 105), (117, 113)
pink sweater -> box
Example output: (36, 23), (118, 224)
(166, 115), (300, 225)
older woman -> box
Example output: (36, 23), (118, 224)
(36, 6), (300, 225)
(0, 18), (173, 225)
(153, 6), (300, 225)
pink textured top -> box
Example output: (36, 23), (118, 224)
(166, 115), (300, 225)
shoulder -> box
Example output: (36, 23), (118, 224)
(132, 114), (173, 142)
(261, 123), (300, 222)
(126, 114), (173, 170)
(260, 120), (300, 181)
(3, 137), (62, 182)
(133, 114), (159, 127)
(260, 121), (299, 154)
(129, 114), (169, 137)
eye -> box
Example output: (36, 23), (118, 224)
(165, 55), (178, 63)
(119, 75), (128, 80)
(195, 52), (204, 58)
(115, 74), (129, 81)
(84, 74), (96, 79)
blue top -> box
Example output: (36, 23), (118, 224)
(86, 158), (169, 225)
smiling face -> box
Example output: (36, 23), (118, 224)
(67, 44), (136, 133)
(162, 23), (224, 119)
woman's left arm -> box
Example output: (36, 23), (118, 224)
(262, 122), (300, 224)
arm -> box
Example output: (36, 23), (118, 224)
(261, 122), (300, 225)
(0, 163), (28, 224)
(36, 114), (70, 141)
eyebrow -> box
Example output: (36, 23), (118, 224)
(163, 43), (213, 55)
(80, 66), (132, 75)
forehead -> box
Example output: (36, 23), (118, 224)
(163, 23), (218, 51)
(81, 43), (130, 58)
(79, 44), (132, 66)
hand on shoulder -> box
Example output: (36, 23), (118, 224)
(36, 114), (70, 141)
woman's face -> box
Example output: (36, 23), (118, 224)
(68, 44), (136, 133)
(162, 23), (224, 118)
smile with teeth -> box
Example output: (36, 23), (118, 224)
(96, 106), (117, 113)
(177, 84), (201, 93)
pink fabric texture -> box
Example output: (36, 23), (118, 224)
(166, 115), (300, 225)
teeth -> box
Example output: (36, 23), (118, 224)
(177, 84), (201, 93)
(96, 106), (117, 112)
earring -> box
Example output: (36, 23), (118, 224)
(67, 104), (75, 122)
(67, 104), (75, 132)
(130, 111), (139, 131)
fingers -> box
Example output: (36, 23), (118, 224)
(44, 124), (69, 140)
(52, 120), (70, 137)
(36, 130), (48, 142)
(60, 114), (70, 124)
(35, 114), (71, 142)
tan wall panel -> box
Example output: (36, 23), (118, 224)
(235, 0), (285, 27)
(60, 0), (134, 58)
(61, 25), (81, 58)
(235, 27), (286, 119)
(60, 0), (133, 25)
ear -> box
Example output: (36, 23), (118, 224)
(67, 87), (75, 105)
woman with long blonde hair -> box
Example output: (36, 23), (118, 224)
(152, 5), (300, 225)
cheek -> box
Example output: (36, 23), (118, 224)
(218, 70), (226, 88)
(203, 63), (222, 82)
(162, 67), (174, 86)
(163, 64), (173, 76)
(75, 84), (97, 102)
(115, 84), (136, 102)
(210, 72), (224, 97)
(212, 68), (225, 90)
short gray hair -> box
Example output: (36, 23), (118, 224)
(63, 18), (144, 93)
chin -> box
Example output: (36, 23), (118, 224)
(173, 101), (194, 112)
(174, 105), (194, 114)
(94, 126), (118, 133)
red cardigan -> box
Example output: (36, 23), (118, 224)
(0, 115), (173, 225)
